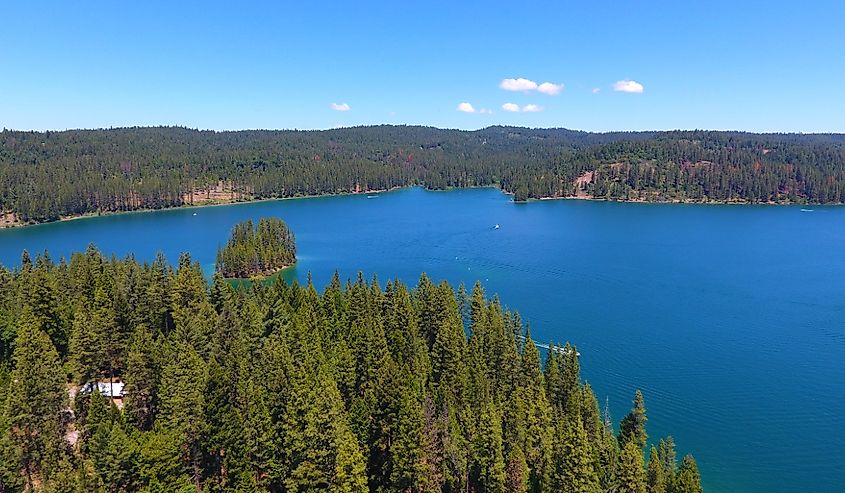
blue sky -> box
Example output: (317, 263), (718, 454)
(1, 1), (843, 132)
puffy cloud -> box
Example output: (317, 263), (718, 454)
(502, 103), (543, 113)
(537, 82), (564, 95)
(592, 87), (601, 94)
(456, 102), (476, 113)
(500, 78), (563, 95)
(330, 102), (351, 111)
(500, 77), (539, 92)
(612, 80), (644, 93)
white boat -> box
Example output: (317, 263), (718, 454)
(494, 224), (500, 229)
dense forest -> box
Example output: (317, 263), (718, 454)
(1, 125), (844, 224)
(216, 218), (296, 279)
(0, 246), (702, 492)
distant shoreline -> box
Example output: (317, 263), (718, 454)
(2, 185), (838, 230)
(222, 262), (297, 286)
(0, 187), (399, 230)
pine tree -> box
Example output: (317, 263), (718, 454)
(0, 246), (707, 491)
(89, 417), (139, 493)
(657, 436), (678, 488)
(282, 304), (367, 493)
(157, 342), (207, 490)
(619, 390), (648, 449)
(389, 384), (431, 492)
(674, 455), (702, 493)
(3, 309), (68, 490)
(504, 445), (529, 493)
(137, 428), (194, 492)
(616, 439), (647, 493)
(647, 446), (667, 493)
(92, 272), (124, 384)
(471, 401), (507, 493)
(123, 325), (158, 430)
(520, 328), (553, 493)
(552, 414), (600, 493)
(69, 302), (103, 384)
(25, 258), (68, 356)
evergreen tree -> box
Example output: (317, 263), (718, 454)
(657, 436), (678, 487)
(389, 384), (431, 492)
(0, 245), (706, 491)
(504, 445), (529, 493)
(69, 302), (103, 384)
(616, 439), (647, 493)
(619, 390), (648, 449)
(471, 401), (507, 493)
(123, 325), (158, 430)
(552, 414), (600, 493)
(647, 446), (667, 493)
(3, 309), (68, 490)
(674, 455), (702, 493)
(25, 258), (68, 356)
(157, 342), (207, 489)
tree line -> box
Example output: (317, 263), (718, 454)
(216, 218), (296, 279)
(0, 246), (702, 492)
(1, 126), (844, 223)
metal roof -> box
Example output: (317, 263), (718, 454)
(81, 381), (125, 398)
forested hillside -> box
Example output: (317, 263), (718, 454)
(2, 125), (844, 224)
(216, 218), (296, 279)
(0, 246), (702, 492)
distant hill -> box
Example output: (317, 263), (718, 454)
(2, 125), (844, 224)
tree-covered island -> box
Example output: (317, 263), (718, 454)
(216, 217), (296, 279)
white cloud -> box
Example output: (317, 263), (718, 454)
(499, 77), (539, 92)
(330, 102), (351, 111)
(592, 87), (601, 94)
(502, 103), (544, 113)
(537, 82), (564, 95)
(457, 102), (476, 113)
(612, 80), (644, 93)
(479, 108), (493, 114)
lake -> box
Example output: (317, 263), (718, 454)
(1, 187), (843, 492)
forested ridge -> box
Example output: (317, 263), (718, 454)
(2, 125), (844, 224)
(216, 218), (296, 279)
(0, 246), (702, 492)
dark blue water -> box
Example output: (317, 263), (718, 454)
(1, 187), (843, 492)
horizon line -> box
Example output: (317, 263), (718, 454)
(2, 124), (844, 136)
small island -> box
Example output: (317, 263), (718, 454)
(216, 217), (296, 279)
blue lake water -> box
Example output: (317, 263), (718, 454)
(1, 187), (843, 492)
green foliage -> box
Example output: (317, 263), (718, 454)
(3, 309), (68, 490)
(647, 446), (666, 493)
(0, 245), (703, 492)
(616, 440), (647, 493)
(2, 125), (844, 225)
(216, 217), (296, 278)
(674, 455), (702, 493)
(619, 390), (648, 449)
